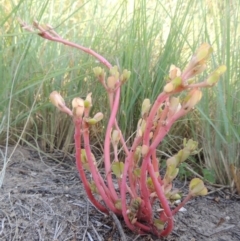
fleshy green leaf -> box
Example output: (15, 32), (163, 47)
(111, 162), (124, 178)
(114, 200), (122, 210)
(147, 177), (154, 191)
(133, 168), (141, 177)
(153, 219), (165, 231)
(189, 178), (208, 196)
(89, 181), (98, 194)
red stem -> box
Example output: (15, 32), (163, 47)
(34, 23), (112, 69)
(82, 121), (120, 214)
(128, 136), (142, 198)
(74, 119), (108, 213)
(148, 162), (174, 236)
(104, 87), (121, 201)
(139, 154), (153, 221)
(139, 93), (169, 218)
(120, 157), (137, 232)
(152, 149), (163, 185)
(150, 108), (189, 151)
(114, 119), (130, 155)
(171, 193), (192, 215)
(120, 136), (143, 231)
(143, 92), (169, 146)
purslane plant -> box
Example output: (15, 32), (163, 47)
(21, 20), (226, 237)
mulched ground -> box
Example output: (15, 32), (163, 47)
(0, 146), (240, 241)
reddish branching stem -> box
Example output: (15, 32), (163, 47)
(74, 119), (108, 213)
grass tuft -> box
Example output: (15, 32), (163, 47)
(0, 0), (239, 186)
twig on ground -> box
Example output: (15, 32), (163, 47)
(109, 211), (127, 241)
(0, 218), (5, 235)
(207, 186), (229, 195)
(82, 228), (88, 241)
(91, 223), (103, 241)
(82, 201), (90, 241)
(53, 221), (64, 240)
(87, 231), (94, 241)
(192, 224), (236, 238)
(132, 234), (141, 241)
(209, 224), (235, 237)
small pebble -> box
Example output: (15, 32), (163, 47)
(225, 216), (230, 221)
(179, 207), (187, 212)
(174, 200), (181, 205)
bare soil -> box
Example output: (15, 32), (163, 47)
(0, 146), (239, 241)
